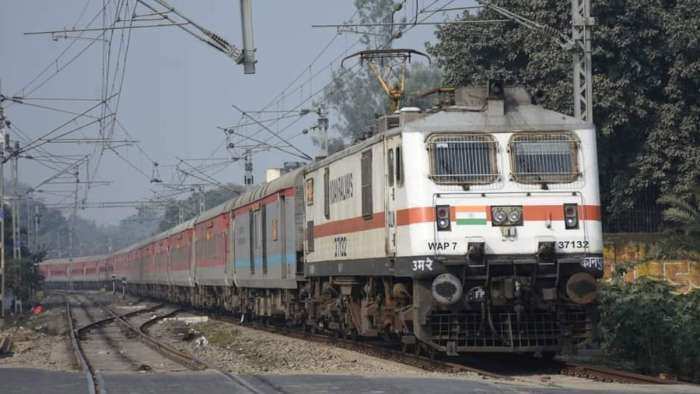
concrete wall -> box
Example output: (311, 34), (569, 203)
(603, 233), (699, 293)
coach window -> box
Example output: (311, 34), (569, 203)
(249, 212), (255, 275)
(396, 146), (403, 186)
(262, 207), (268, 275)
(509, 132), (579, 184)
(387, 149), (395, 187)
(361, 150), (373, 219)
(306, 221), (315, 252)
(305, 178), (314, 206)
(323, 167), (330, 219)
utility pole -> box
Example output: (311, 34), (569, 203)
(197, 186), (205, 214)
(243, 149), (254, 186)
(68, 170), (79, 260)
(12, 141), (20, 260)
(34, 205), (40, 253)
(0, 105), (7, 318)
(301, 105), (330, 158)
(56, 232), (62, 258)
(572, 0), (594, 122)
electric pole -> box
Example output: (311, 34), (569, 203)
(243, 149), (254, 186)
(68, 170), (79, 260)
(197, 186), (205, 214)
(0, 105), (6, 318)
(301, 105), (330, 158)
(317, 106), (329, 158)
(34, 205), (40, 253)
(572, 0), (594, 122)
(12, 141), (20, 260)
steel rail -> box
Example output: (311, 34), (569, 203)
(136, 309), (279, 394)
(561, 362), (679, 385)
(77, 303), (164, 333)
(98, 303), (208, 371)
(65, 300), (100, 394)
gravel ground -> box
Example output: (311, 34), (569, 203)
(0, 295), (76, 371)
(148, 312), (464, 377)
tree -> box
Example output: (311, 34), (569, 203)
(426, 0), (700, 229)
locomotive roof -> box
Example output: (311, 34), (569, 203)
(306, 98), (589, 172)
(404, 103), (588, 134)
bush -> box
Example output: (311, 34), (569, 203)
(598, 266), (699, 381)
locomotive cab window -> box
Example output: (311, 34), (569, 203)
(509, 132), (579, 184)
(427, 134), (498, 184)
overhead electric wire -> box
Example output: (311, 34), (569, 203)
(217, 8), (362, 159)
(10, 99), (103, 119)
(12, 0), (118, 99)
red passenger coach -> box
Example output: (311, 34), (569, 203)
(167, 219), (196, 303)
(193, 201), (231, 308)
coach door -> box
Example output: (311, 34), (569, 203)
(385, 136), (402, 255)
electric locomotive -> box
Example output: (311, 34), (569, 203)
(302, 84), (602, 356)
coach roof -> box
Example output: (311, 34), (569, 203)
(230, 168), (303, 211)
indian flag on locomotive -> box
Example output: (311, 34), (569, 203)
(455, 206), (487, 225)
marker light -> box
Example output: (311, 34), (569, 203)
(564, 203), (579, 229)
(435, 205), (451, 231)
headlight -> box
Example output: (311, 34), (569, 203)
(491, 206), (523, 226)
(492, 207), (508, 225)
(508, 209), (522, 224)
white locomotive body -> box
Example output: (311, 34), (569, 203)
(303, 87), (602, 354)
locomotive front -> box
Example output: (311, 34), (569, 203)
(402, 86), (603, 356)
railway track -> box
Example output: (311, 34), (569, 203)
(63, 292), (278, 394)
(63, 294), (201, 394)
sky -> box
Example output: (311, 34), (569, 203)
(0, 1), (457, 225)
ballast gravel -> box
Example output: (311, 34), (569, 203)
(148, 313), (444, 377)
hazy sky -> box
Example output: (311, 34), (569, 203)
(1, 1), (450, 225)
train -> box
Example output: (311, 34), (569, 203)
(40, 84), (603, 357)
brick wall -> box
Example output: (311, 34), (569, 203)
(603, 233), (699, 293)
